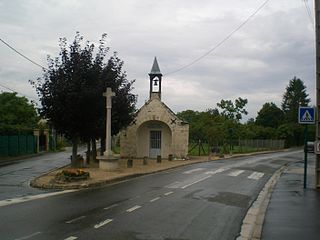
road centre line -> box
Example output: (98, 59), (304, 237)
(104, 203), (119, 210)
(150, 197), (161, 202)
(65, 215), (86, 224)
(126, 205), (141, 212)
(228, 170), (245, 177)
(94, 219), (113, 229)
(183, 168), (204, 174)
(64, 236), (78, 240)
(14, 231), (42, 240)
(181, 175), (212, 189)
(164, 191), (174, 196)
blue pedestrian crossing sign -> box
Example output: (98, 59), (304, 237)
(298, 107), (315, 124)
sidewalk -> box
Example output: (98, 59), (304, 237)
(261, 154), (320, 240)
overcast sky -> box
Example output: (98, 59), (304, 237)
(0, 0), (316, 121)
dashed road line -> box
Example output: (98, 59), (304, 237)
(164, 191), (174, 196)
(65, 216), (86, 224)
(104, 203), (119, 210)
(94, 219), (113, 229)
(150, 197), (161, 202)
(183, 168), (204, 174)
(14, 231), (42, 240)
(248, 172), (265, 180)
(64, 236), (78, 240)
(181, 175), (211, 189)
(228, 170), (245, 177)
(126, 205), (141, 213)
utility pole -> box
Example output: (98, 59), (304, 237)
(315, 0), (320, 189)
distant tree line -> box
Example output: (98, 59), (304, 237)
(0, 92), (38, 135)
(177, 76), (314, 148)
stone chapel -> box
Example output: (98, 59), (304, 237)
(120, 57), (189, 159)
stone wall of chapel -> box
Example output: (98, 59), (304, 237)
(120, 98), (189, 159)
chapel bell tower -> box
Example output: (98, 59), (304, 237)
(149, 57), (162, 100)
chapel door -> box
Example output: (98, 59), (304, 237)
(149, 130), (161, 158)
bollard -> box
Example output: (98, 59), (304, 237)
(168, 154), (173, 161)
(127, 157), (133, 168)
(157, 155), (162, 163)
(143, 156), (148, 165)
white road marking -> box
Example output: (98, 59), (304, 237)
(14, 232), (42, 240)
(65, 215), (86, 224)
(228, 170), (245, 177)
(204, 168), (229, 175)
(183, 168), (204, 174)
(64, 236), (78, 240)
(181, 175), (212, 189)
(248, 172), (265, 180)
(94, 219), (113, 229)
(150, 197), (161, 202)
(164, 191), (174, 196)
(104, 203), (119, 210)
(0, 190), (78, 207)
(126, 205), (141, 212)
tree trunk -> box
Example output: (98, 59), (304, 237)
(71, 137), (79, 167)
(92, 138), (97, 162)
(86, 140), (91, 164)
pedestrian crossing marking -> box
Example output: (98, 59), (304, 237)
(247, 172), (264, 180)
(228, 170), (245, 177)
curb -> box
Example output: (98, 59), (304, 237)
(236, 165), (287, 240)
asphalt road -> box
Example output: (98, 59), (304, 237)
(0, 150), (302, 240)
(0, 147), (86, 201)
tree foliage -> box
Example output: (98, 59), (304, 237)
(0, 92), (38, 134)
(32, 32), (136, 166)
(256, 102), (284, 128)
(281, 76), (310, 123)
(217, 97), (248, 121)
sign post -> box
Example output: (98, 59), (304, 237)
(298, 107), (315, 189)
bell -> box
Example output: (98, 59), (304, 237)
(154, 79), (158, 86)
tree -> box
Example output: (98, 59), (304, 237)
(281, 76), (310, 123)
(217, 97), (248, 121)
(32, 32), (136, 166)
(0, 92), (38, 134)
(256, 102), (284, 128)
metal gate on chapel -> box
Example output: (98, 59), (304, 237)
(149, 130), (161, 158)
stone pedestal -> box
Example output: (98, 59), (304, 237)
(97, 155), (119, 171)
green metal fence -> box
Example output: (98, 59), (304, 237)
(0, 135), (36, 157)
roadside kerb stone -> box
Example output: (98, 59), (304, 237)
(237, 165), (287, 240)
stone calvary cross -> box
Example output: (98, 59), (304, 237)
(103, 87), (115, 157)
(97, 87), (119, 171)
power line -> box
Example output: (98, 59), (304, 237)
(0, 83), (38, 102)
(0, 37), (48, 71)
(303, 0), (314, 28)
(164, 0), (271, 76)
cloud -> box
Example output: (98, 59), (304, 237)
(0, 0), (316, 121)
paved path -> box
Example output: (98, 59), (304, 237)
(261, 153), (320, 240)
